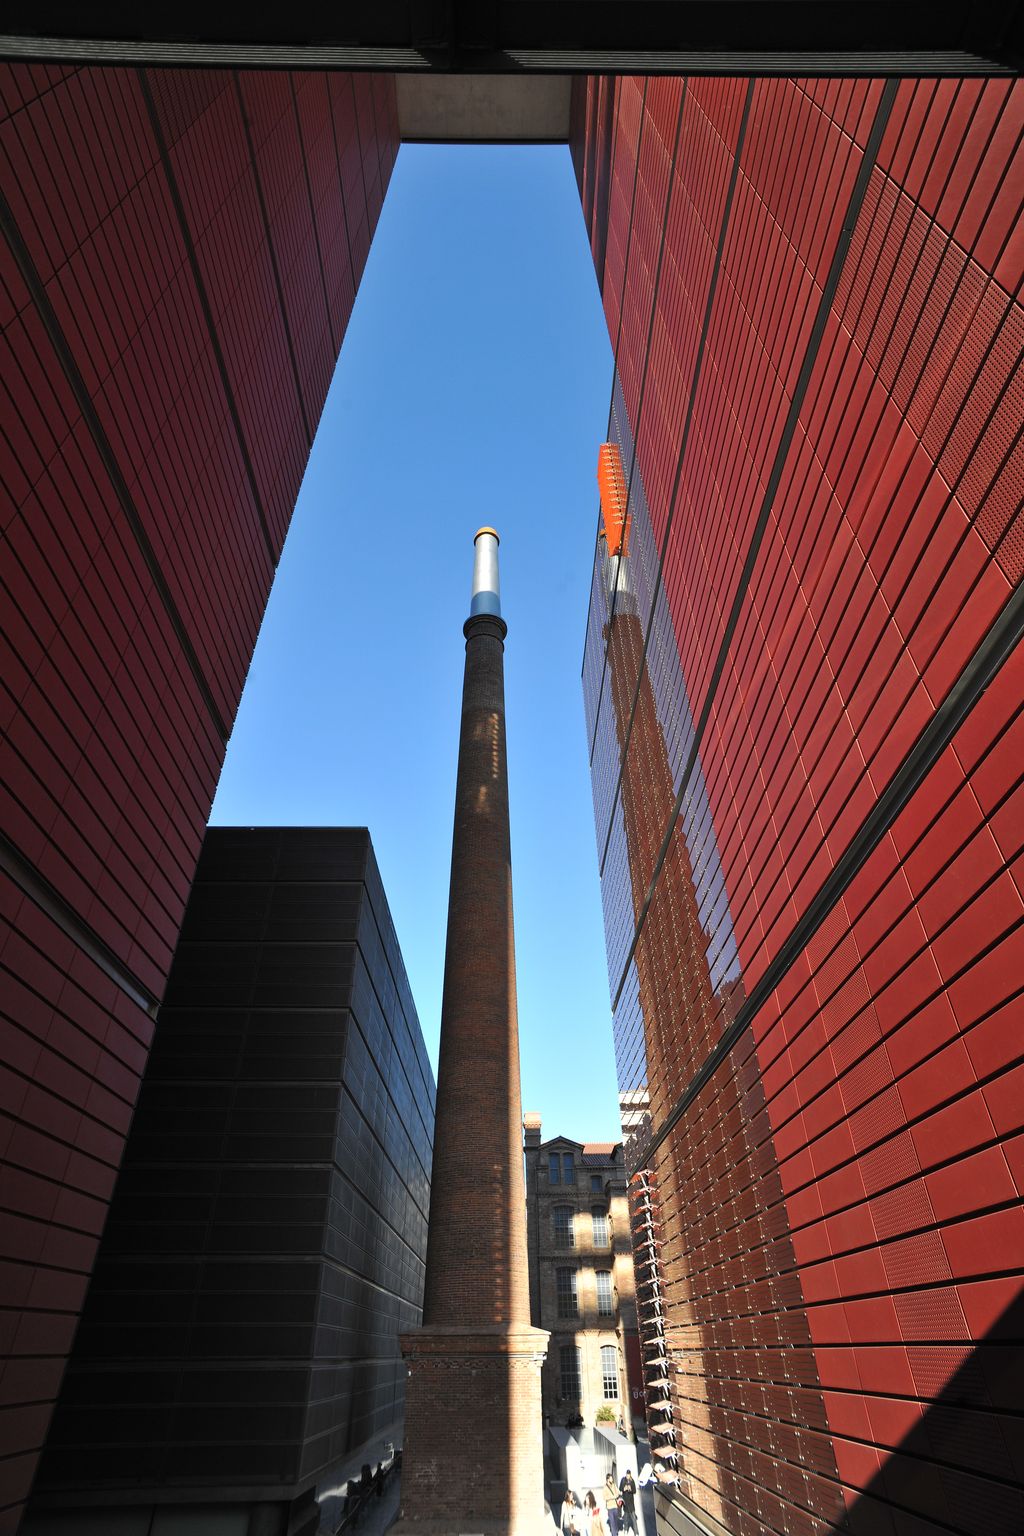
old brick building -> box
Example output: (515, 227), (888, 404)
(524, 1115), (640, 1432)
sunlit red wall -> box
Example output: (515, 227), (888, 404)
(575, 75), (1023, 1536)
(0, 63), (397, 1529)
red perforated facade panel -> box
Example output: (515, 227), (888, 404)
(0, 62), (397, 1529)
(575, 75), (1023, 1536)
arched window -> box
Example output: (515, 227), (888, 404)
(596, 1270), (614, 1317)
(552, 1205), (575, 1248)
(591, 1206), (609, 1246)
(601, 1344), (619, 1399)
(560, 1344), (582, 1400)
(556, 1267), (578, 1318)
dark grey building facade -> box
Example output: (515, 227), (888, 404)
(24, 827), (435, 1536)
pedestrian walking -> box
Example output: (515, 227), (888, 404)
(603, 1473), (622, 1536)
(618, 1471), (638, 1536)
(585, 1490), (605, 1536)
(561, 1491), (579, 1535)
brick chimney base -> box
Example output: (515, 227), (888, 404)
(395, 1323), (551, 1536)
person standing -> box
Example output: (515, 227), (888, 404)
(603, 1473), (622, 1536)
(618, 1471), (638, 1536)
(561, 1491), (579, 1535)
(585, 1489), (605, 1536)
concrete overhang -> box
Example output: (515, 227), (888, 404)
(397, 74), (571, 143)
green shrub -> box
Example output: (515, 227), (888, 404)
(595, 1405), (616, 1423)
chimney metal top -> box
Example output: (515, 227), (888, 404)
(470, 526), (501, 619)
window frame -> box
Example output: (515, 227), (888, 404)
(552, 1204), (575, 1249)
(600, 1344), (619, 1400)
(556, 1266), (579, 1319)
(560, 1343), (583, 1400)
(591, 1205), (610, 1246)
(596, 1269), (614, 1317)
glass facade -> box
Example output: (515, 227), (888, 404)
(573, 73), (1024, 1536)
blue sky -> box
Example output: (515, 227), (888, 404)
(211, 143), (620, 1144)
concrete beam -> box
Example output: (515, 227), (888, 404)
(397, 75), (571, 142)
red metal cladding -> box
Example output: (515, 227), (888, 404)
(0, 62), (398, 1526)
(576, 71), (1024, 1536)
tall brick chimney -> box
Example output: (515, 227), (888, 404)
(396, 530), (549, 1536)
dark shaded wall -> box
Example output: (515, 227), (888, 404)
(25, 827), (434, 1532)
(0, 65), (397, 1528)
(574, 75), (1023, 1536)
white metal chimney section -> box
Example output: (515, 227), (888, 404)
(470, 525), (501, 618)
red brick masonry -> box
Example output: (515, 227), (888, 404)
(396, 596), (549, 1533)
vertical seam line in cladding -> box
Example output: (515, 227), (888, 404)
(705, 84), (971, 930)
(597, 78), (757, 872)
(289, 72), (338, 357)
(349, 73), (370, 239)
(136, 68), (278, 573)
(720, 144), (1024, 946)
(0, 830), (159, 1015)
(580, 77), (649, 691)
(338, 1072), (432, 1239)
(610, 80), (652, 395)
(0, 185), (230, 745)
(610, 78), (899, 1009)
(587, 80), (688, 766)
(231, 70), (313, 449)
(637, 577), (1024, 1173)
(325, 78), (357, 284)
(366, 72), (386, 210)
(356, 900), (434, 1153)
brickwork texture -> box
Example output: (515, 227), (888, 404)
(399, 602), (548, 1534)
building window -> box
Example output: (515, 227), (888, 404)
(549, 1152), (561, 1184)
(596, 1270), (614, 1317)
(556, 1267), (578, 1319)
(601, 1345), (619, 1400)
(560, 1344), (582, 1400)
(591, 1206), (609, 1246)
(553, 1205), (575, 1248)
(563, 1152), (576, 1185)
(591, 1174), (603, 1193)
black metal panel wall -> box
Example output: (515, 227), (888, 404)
(26, 826), (435, 1523)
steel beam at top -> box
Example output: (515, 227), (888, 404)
(2, 1), (1022, 76)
